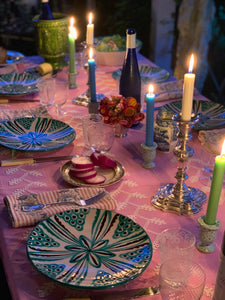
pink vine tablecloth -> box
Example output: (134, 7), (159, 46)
(0, 54), (223, 300)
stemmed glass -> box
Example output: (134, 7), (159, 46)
(87, 123), (115, 155)
(199, 144), (217, 186)
(37, 77), (55, 108)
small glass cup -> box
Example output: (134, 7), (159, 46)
(82, 114), (104, 149)
(157, 227), (196, 264)
(53, 80), (68, 115)
(37, 77), (55, 107)
(87, 123), (115, 154)
(159, 258), (206, 300)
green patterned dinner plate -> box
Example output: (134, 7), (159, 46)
(0, 117), (76, 152)
(112, 65), (170, 84)
(27, 208), (152, 289)
(0, 72), (39, 95)
(161, 100), (225, 130)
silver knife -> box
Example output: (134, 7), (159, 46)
(1, 155), (76, 167)
(63, 286), (159, 300)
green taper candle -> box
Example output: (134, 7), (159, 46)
(205, 147), (225, 225)
(68, 17), (77, 74)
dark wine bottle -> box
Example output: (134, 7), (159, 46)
(119, 28), (141, 104)
(39, 0), (53, 20)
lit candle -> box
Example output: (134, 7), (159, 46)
(145, 84), (155, 147)
(86, 12), (94, 45)
(205, 140), (225, 225)
(88, 47), (96, 102)
(181, 54), (195, 121)
(68, 17), (77, 74)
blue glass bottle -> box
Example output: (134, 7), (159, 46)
(39, 0), (53, 20)
(119, 28), (141, 104)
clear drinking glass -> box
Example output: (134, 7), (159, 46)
(53, 80), (68, 115)
(159, 259), (206, 300)
(82, 114), (104, 150)
(157, 228), (196, 264)
(37, 77), (55, 107)
(87, 123), (115, 154)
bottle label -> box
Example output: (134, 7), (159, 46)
(127, 33), (136, 49)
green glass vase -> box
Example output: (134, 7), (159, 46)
(33, 13), (68, 70)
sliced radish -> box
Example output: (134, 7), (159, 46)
(70, 166), (94, 175)
(71, 156), (94, 169)
(90, 152), (116, 169)
(84, 174), (106, 185)
(72, 169), (97, 180)
(98, 154), (117, 168)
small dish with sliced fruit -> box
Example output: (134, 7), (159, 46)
(60, 154), (125, 187)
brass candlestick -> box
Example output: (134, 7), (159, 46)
(152, 114), (206, 215)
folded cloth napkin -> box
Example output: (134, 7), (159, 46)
(0, 106), (50, 122)
(198, 128), (225, 154)
(4, 187), (117, 228)
(154, 79), (199, 102)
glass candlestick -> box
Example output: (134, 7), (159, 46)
(152, 114), (206, 215)
(72, 41), (104, 106)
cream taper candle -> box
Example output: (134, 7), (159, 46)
(86, 12), (94, 45)
(181, 54), (195, 121)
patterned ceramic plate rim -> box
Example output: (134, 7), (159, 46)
(26, 207), (152, 289)
(112, 65), (170, 84)
(0, 117), (76, 152)
(60, 160), (125, 187)
(161, 100), (225, 130)
(6, 50), (24, 63)
(0, 72), (39, 95)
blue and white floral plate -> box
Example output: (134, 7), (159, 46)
(112, 65), (170, 84)
(27, 208), (152, 289)
(0, 72), (39, 95)
(0, 117), (76, 152)
(161, 100), (225, 130)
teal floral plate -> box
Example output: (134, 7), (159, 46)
(112, 65), (170, 84)
(27, 208), (152, 289)
(0, 117), (76, 151)
(161, 100), (225, 130)
(0, 72), (39, 95)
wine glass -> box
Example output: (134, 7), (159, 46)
(87, 123), (115, 155)
(199, 144), (218, 186)
(53, 80), (68, 115)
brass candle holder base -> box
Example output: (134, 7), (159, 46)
(196, 216), (221, 253)
(152, 114), (206, 215)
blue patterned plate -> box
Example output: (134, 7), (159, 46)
(112, 65), (170, 84)
(0, 117), (76, 152)
(27, 208), (152, 289)
(0, 72), (39, 95)
(161, 100), (225, 130)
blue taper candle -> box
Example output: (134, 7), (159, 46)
(145, 84), (155, 147)
(88, 48), (97, 102)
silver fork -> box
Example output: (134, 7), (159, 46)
(20, 190), (106, 212)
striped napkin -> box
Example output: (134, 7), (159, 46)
(4, 187), (117, 228)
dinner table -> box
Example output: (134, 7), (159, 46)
(0, 51), (224, 300)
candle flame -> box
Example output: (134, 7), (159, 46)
(221, 139), (225, 156)
(88, 12), (93, 24)
(188, 54), (194, 73)
(70, 17), (75, 27)
(89, 47), (93, 59)
(149, 84), (154, 95)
